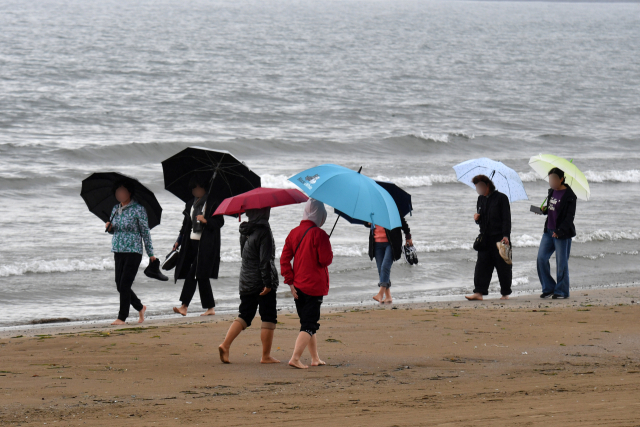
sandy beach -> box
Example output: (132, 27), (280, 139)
(1, 287), (639, 426)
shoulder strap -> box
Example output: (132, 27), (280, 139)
(294, 225), (316, 257)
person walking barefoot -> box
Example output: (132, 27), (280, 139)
(280, 199), (333, 369)
(218, 207), (280, 364)
(106, 179), (155, 326)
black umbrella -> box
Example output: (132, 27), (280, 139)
(335, 180), (412, 226)
(161, 147), (261, 203)
(80, 172), (163, 229)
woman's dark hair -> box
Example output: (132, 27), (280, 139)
(548, 167), (565, 182)
(112, 179), (135, 198)
(472, 174), (496, 192)
(188, 173), (209, 190)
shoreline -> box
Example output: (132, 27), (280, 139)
(2, 283), (637, 338)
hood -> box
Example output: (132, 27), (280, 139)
(239, 207), (271, 236)
(302, 198), (327, 227)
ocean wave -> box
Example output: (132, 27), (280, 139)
(259, 174), (298, 189)
(574, 229), (640, 243)
(0, 257), (118, 277)
(584, 170), (640, 183)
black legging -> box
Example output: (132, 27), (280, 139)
(114, 252), (143, 321)
(473, 234), (512, 296)
(179, 239), (215, 309)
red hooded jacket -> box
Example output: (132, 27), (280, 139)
(280, 220), (333, 296)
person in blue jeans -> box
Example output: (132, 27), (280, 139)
(364, 218), (412, 304)
(536, 167), (577, 299)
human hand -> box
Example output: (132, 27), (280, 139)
(149, 256), (157, 263)
(501, 237), (510, 245)
(474, 213), (480, 221)
(406, 239), (413, 246)
(289, 284), (298, 300)
(173, 242), (179, 251)
(552, 232), (559, 238)
(196, 215), (207, 224)
(260, 287), (271, 296)
(105, 222), (112, 232)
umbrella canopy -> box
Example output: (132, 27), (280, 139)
(335, 180), (412, 226)
(529, 154), (590, 201)
(288, 164), (401, 230)
(80, 172), (162, 229)
(162, 147), (261, 203)
(453, 157), (528, 203)
(213, 187), (308, 216)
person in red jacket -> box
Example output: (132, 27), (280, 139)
(280, 198), (333, 369)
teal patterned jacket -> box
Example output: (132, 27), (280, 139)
(109, 201), (154, 257)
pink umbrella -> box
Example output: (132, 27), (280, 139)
(213, 187), (308, 218)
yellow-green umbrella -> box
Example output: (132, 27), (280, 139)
(528, 154), (590, 201)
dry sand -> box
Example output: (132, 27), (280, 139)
(1, 287), (640, 426)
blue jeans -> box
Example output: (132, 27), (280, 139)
(374, 242), (393, 288)
(537, 229), (572, 297)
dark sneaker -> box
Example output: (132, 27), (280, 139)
(552, 295), (568, 299)
(540, 292), (553, 299)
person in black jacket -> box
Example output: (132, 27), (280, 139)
(536, 167), (577, 299)
(218, 207), (280, 364)
(171, 175), (224, 316)
(364, 217), (412, 304)
(466, 174), (512, 301)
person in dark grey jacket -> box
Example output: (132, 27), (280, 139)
(218, 207), (279, 364)
(466, 174), (512, 301)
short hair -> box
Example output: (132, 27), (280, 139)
(548, 167), (565, 181)
(112, 179), (135, 198)
(472, 174), (496, 192)
(188, 173), (209, 190)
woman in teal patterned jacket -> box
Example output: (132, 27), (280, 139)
(106, 179), (156, 325)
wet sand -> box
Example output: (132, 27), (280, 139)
(1, 287), (639, 426)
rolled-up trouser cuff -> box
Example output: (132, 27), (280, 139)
(378, 281), (391, 288)
(261, 321), (276, 330)
(234, 318), (248, 330)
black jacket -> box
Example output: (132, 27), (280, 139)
(542, 185), (577, 239)
(476, 190), (511, 239)
(174, 196), (224, 283)
(238, 221), (279, 295)
(366, 217), (412, 262)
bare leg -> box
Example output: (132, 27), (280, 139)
(500, 295), (509, 300)
(308, 334), (325, 366)
(173, 305), (188, 316)
(288, 332), (311, 369)
(465, 293), (484, 301)
(111, 319), (126, 325)
(218, 320), (244, 363)
(201, 307), (215, 316)
(383, 287), (392, 304)
(138, 305), (146, 323)
(260, 328), (280, 364)
(373, 287), (384, 302)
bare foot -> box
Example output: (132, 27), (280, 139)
(383, 289), (392, 303)
(111, 319), (125, 325)
(172, 306), (187, 316)
(260, 356), (281, 364)
(138, 305), (146, 323)
(311, 359), (326, 366)
(465, 293), (483, 301)
(383, 298), (393, 304)
(218, 345), (230, 364)
(201, 308), (215, 316)
(373, 294), (383, 303)
(500, 295), (509, 300)
(288, 359), (308, 369)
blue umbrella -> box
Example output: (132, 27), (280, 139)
(335, 180), (412, 225)
(453, 158), (528, 203)
(288, 164), (402, 231)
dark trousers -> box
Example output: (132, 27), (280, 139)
(114, 252), (143, 321)
(179, 239), (215, 309)
(237, 288), (277, 328)
(473, 235), (512, 296)
(294, 288), (323, 336)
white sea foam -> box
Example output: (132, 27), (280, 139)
(259, 174), (298, 189)
(583, 170), (640, 183)
(0, 257), (116, 277)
